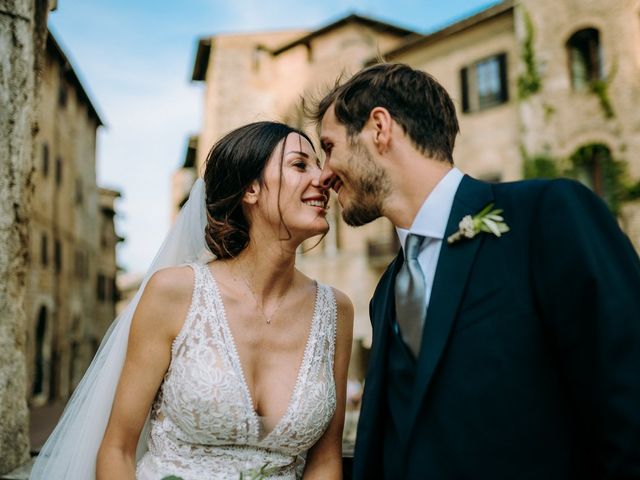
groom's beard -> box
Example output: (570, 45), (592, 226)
(341, 142), (391, 227)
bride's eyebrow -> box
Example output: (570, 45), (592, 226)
(286, 151), (309, 158)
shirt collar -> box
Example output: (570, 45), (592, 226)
(396, 167), (464, 252)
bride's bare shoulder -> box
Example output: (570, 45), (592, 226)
(144, 265), (195, 302)
(132, 266), (196, 338)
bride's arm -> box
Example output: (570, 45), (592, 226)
(96, 266), (193, 479)
(303, 288), (354, 480)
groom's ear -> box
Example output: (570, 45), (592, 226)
(242, 180), (261, 205)
(369, 107), (392, 154)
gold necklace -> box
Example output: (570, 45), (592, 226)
(238, 268), (291, 325)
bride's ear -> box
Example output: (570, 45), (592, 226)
(242, 180), (261, 205)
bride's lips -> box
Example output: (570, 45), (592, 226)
(301, 194), (328, 211)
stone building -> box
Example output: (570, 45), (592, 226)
(26, 32), (120, 409)
(383, 0), (640, 248)
(177, 3), (640, 373)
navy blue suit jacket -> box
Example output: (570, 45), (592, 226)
(353, 176), (640, 479)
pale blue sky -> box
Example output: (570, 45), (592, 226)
(48, 0), (501, 273)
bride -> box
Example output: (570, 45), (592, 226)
(30, 121), (353, 479)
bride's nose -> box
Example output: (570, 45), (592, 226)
(310, 168), (330, 197)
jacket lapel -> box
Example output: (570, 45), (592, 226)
(353, 254), (402, 471)
(405, 175), (494, 438)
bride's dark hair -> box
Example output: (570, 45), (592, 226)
(203, 121), (315, 259)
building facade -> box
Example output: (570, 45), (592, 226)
(385, 0), (640, 247)
(178, 2), (640, 375)
(26, 32), (120, 408)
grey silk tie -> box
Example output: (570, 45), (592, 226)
(395, 234), (426, 357)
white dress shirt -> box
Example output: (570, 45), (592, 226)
(396, 167), (464, 317)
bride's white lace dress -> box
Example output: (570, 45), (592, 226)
(135, 262), (337, 480)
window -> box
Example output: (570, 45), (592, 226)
(42, 143), (49, 177)
(41, 234), (48, 266)
(460, 53), (508, 113)
(567, 28), (602, 91)
(54, 239), (62, 273)
(55, 156), (62, 187)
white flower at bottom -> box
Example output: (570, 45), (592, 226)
(459, 215), (476, 238)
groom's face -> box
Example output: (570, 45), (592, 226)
(319, 105), (391, 227)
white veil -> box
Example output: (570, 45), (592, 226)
(30, 178), (214, 479)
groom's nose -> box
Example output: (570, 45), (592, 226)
(320, 162), (336, 190)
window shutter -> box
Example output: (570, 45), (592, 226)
(460, 66), (470, 113)
(498, 53), (508, 102)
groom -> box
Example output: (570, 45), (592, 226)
(311, 63), (640, 478)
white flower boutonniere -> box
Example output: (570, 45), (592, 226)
(447, 203), (510, 245)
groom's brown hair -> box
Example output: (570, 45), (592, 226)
(310, 63), (459, 164)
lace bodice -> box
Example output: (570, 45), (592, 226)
(135, 263), (337, 480)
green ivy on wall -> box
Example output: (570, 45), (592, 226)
(567, 143), (627, 213)
(522, 144), (638, 215)
(523, 153), (559, 179)
(589, 62), (617, 119)
(625, 180), (640, 201)
(517, 10), (541, 99)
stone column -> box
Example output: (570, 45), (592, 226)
(0, 0), (49, 474)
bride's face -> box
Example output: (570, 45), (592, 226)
(250, 133), (329, 242)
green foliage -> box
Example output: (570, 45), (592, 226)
(523, 154), (559, 179)
(625, 180), (640, 201)
(567, 143), (628, 214)
(161, 476), (184, 480)
(517, 10), (541, 99)
(589, 79), (614, 119)
(543, 103), (556, 123)
(589, 61), (617, 119)
(522, 144), (639, 215)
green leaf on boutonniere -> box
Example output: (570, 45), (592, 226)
(447, 203), (510, 245)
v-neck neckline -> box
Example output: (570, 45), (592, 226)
(203, 263), (321, 442)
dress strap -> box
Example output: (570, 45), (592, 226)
(170, 262), (208, 355)
(315, 283), (338, 365)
